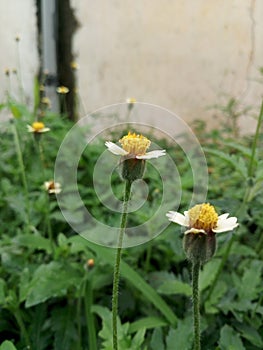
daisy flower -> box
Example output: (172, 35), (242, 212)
(56, 86), (69, 94)
(105, 131), (166, 159)
(166, 203), (238, 235)
(27, 122), (50, 133)
(44, 180), (62, 194)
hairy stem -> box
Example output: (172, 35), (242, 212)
(112, 180), (132, 350)
(192, 261), (201, 350)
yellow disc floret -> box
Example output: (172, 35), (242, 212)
(188, 203), (218, 233)
(32, 122), (45, 131)
(119, 132), (151, 156)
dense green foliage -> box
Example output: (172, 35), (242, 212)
(0, 96), (263, 350)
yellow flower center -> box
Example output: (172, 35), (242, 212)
(57, 86), (69, 94)
(127, 97), (137, 103)
(32, 122), (45, 131)
(119, 132), (151, 156)
(188, 203), (218, 232)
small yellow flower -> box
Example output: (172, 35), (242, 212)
(56, 86), (69, 94)
(27, 122), (50, 133)
(39, 84), (45, 92)
(44, 180), (62, 194)
(70, 61), (79, 70)
(105, 131), (166, 159)
(167, 203), (238, 235)
(41, 97), (51, 108)
(126, 97), (137, 104)
(15, 35), (20, 42)
(4, 68), (10, 76)
(12, 68), (17, 75)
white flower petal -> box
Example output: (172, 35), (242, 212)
(27, 125), (34, 132)
(213, 216), (238, 233)
(166, 211), (189, 226)
(40, 128), (50, 133)
(137, 150), (166, 159)
(185, 228), (207, 235)
(218, 213), (229, 220)
(105, 141), (128, 156)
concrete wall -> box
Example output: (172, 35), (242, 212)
(0, 0), (38, 107)
(71, 0), (263, 133)
(0, 1), (262, 133)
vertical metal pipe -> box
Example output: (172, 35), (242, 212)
(41, 0), (59, 112)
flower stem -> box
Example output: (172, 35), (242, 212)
(112, 180), (132, 350)
(12, 122), (30, 227)
(192, 261), (201, 350)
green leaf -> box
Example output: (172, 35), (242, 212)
(205, 280), (227, 314)
(0, 341), (17, 350)
(157, 280), (191, 296)
(14, 234), (52, 253)
(132, 328), (146, 349)
(25, 261), (82, 307)
(92, 305), (130, 349)
(199, 259), (221, 291)
(219, 325), (245, 350)
(29, 304), (50, 350)
(230, 242), (256, 257)
(203, 148), (248, 179)
(222, 140), (253, 158)
(166, 318), (193, 350)
(238, 260), (263, 300)
(150, 328), (165, 350)
(0, 278), (6, 304)
(129, 317), (167, 333)
(51, 306), (78, 350)
(235, 323), (263, 348)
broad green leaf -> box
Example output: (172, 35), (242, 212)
(235, 323), (263, 348)
(157, 280), (191, 296)
(132, 328), (146, 349)
(25, 261), (82, 307)
(150, 328), (165, 350)
(238, 260), (263, 300)
(0, 341), (17, 350)
(166, 318), (193, 350)
(92, 305), (130, 349)
(219, 325), (245, 350)
(14, 234), (52, 253)
(199, 259), (221, 291)
(205, 280), (227, 314)
(230, 242), (256, 257)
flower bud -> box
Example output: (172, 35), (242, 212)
(183, 233), (216, 265)
(120, 157), (146, 181)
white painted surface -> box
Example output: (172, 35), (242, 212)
(71, 0), (263, 133)
(0, 0), (262, 133)
(0, 0), (38, 108)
